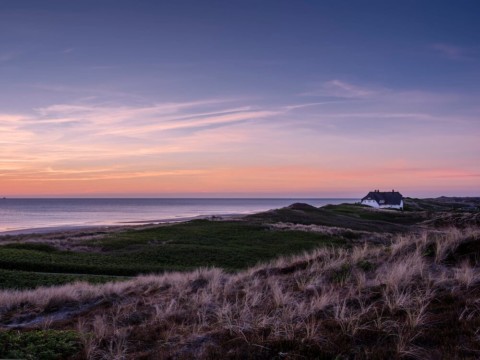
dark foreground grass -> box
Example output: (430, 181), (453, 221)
(1, 227), (479, 359)
(0, 330), (80, 360)
(0, 220), (346, 289)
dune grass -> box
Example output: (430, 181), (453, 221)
(0, 220), (346, 289)
(1, 227), (479, 359)
(247, 203), (426, 232)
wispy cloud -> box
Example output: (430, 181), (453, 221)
(1, 168), (207, 181)
(0, 98), (283, 184)
(36, 99), (233, 119)
(1, 83), (479, 196)
(33, 100), (277, 136)
(282, 102), (335, 111)
(301, 80), (381, 98)
(99, 110), (278, 136)
(291, 79), (478, 139)
(431, 43), (476, 60)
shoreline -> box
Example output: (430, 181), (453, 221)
(0, 198), (358, 237)
(0, 213), (244, 237)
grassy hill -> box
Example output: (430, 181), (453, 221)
(0, 198), (479, 359)
(0, 220), (346, 290)
(246, 202), (426, 232)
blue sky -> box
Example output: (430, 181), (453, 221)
(0, 1), (479, 197)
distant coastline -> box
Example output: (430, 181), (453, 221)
(0, 198), (356, 234)
(0, 213), (245, 236)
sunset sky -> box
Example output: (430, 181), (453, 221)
(1, 1), (479, 197)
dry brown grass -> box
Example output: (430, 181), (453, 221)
(269, 222), (392, 244)
(1, 227), (480, 359)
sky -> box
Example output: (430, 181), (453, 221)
(0, 0), (479, 198)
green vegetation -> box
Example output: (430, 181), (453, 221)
(357, 259), (375, 271)
(331, 263), (351, 284)
(0, 220), (345, 289)
(404, 196), (480, 212)
(0, 330), (80, 360)
(0, 269), (123, 290)
(247, 202), (425, 232)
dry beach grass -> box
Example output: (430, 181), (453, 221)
(1, 226), (480, 359)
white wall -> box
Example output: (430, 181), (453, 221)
(361, 199), (403, 210)
(361, 199), (380, 208)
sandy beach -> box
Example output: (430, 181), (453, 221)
(0, 213), (243, 238)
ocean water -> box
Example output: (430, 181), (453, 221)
(0, 198), (357, 233)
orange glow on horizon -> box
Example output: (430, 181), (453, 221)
(1, 165), (478, 197)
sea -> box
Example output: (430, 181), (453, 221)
(0, 198), (357, 234)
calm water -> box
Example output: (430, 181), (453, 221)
(0, 198), (356, 233)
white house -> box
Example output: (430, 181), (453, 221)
(361, 190), (404, 210)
